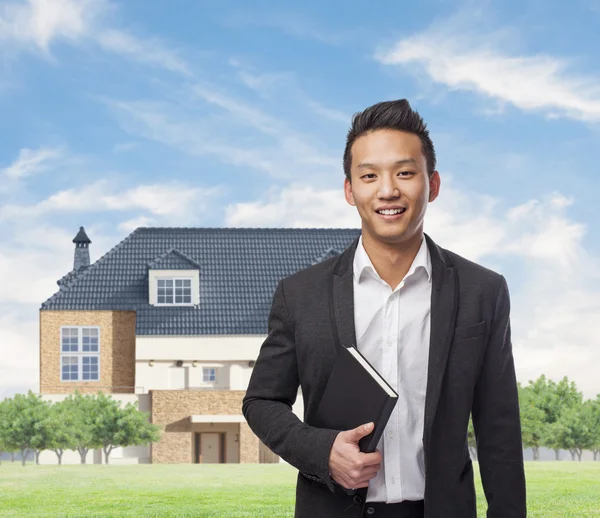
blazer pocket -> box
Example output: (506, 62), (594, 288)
(454, 320), (486, 341)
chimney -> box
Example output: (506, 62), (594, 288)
(73, 226), (91, 271)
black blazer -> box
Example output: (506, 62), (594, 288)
(242, 234), (526, 518)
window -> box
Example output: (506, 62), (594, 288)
(157, 278), (192, 305)
(60, 327), (100, 382)
(203, 367), (216, 383)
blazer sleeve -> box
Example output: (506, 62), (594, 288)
(242, 279), (341, 491)
(472, 275), (527, 517)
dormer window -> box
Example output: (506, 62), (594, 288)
(157, 278), (192, 305)
(147, 249), (200, 307)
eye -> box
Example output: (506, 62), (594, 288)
(398, 171), (415, 177)
(361, 173), (376, 179)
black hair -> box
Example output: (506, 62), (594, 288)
(343, 99), (436, 180)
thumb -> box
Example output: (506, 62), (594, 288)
(349, 422), (374, 442)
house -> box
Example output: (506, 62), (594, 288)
(38, 226), (360, 465)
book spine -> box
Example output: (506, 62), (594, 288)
(362, 396), (398, 452)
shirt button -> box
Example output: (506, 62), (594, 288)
(388, 430), (394, 438)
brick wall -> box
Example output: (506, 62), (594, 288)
(39, 310), (136, 394)
(151, 390), (263, 464)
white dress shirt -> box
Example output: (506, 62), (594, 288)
(353, 234), (432, 503)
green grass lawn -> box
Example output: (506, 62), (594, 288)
(0, 461), (598, 517)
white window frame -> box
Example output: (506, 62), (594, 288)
(60, 326), (101, 382)
(155, 277), (194, 306)
(202, 367), (217, 383)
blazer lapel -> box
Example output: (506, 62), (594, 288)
(331, 236), (360, 350)
(423, 233), (458, 443)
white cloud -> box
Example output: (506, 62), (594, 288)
(228, 59), (351, 125)
(117, 215), (156, 234)
(96, 29), (191, 75)
(226, 179), (600, 399)
(108, 96), (339, 179)
(0, 146), (62, 181)
(0, 0), (103, 51)
(230, 63), (294, 99)
(226, 11), (349, 46)
(0, 0), (191, 75)
(375, 24), (600, 122)
(0, 178), (222, 224)
(306, 100), (350, 124)
(190, 83), (291, 138)
(226, 184), (359, 228)
(0, 311), (39, 399)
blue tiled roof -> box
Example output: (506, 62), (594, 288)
(57, 268), (87, 287)
(41, 227), (361, 335)
(147, 248), (202, 270)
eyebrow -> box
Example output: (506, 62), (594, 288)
(357, 158), (419, 170)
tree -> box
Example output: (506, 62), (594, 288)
(0, 398), (8, 465)
(46, 399), (77, 465)
(525, 375), (582, 460)
(1, 391), (51, 466)
(89, 392), (123, 464)
(561, 404), (594, 461)
(584, 396), (600, 461)
(524, 375), (559, 458)
(518, 383), (545, 460)
(538, 379), (591, 461)
(0, 398), (19, 463)
(112, 401), (161, 457)
(61, 391), (101, 463)
(29, 398), (53, 464)
(91, 393), (161, 464)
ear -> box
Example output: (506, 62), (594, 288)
(428, 171), (440, 203)
(344, 178), (356, 206)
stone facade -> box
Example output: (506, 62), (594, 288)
(39, 310), (137, 394)
(151, 390), (265, 464)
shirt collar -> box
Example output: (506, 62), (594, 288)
(353, 234), (432, 284)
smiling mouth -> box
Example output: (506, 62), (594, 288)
(376, 208), (406, 216)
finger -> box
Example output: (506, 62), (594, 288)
(362, 467), (381, 479)
(350, 422), (374, 441)
(348, 467), (379, 488)
(363, 464), (381, 473)
(362, 451), (383, 465)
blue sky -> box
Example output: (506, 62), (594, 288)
(0, 0), (599, 400)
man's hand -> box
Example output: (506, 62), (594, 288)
(328, 422), (383, 489)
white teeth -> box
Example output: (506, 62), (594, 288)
(378, 209), (404, 215)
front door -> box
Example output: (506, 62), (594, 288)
(202, 433), (220, 463)
(195, 432), (225, 463)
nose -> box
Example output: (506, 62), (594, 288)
(377, 175), (399, 199)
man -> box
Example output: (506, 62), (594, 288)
(242, 99), (526, 517)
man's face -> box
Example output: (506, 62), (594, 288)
(344, 129), (440, 247)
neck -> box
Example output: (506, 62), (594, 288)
(361, 230), (424, 290)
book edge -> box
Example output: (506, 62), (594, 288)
(346, 346), (398, 398)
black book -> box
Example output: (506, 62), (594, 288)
(313, 345), (399, 452)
